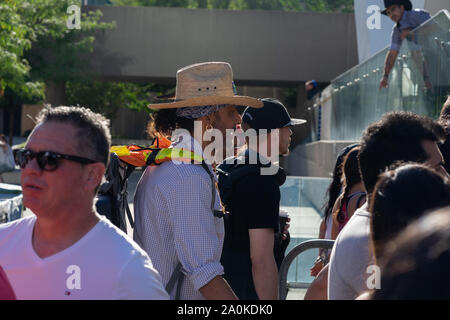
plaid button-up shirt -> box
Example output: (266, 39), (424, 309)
(133, 132), (225, 300)
(390, 9), (430, 51)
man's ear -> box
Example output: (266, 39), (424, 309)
(83, 163), (106, 192)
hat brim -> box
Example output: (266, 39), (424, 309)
(287, 118), (307, 126)
(381, 1), (412, 15)
(148, 96), (263, 110)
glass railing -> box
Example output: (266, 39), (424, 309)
(280, 176), (332, 289)
(327, 10), (450, 141)
(300, 96), (323, 144)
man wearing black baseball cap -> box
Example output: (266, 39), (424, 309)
(241, 98), (306, 158)
(217, 98), (305, 300)
(379, 0), (431, 90)
(242, 98), (307, 131)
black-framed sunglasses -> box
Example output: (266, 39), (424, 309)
(14, 148), (98, 172)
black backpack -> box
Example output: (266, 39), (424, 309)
(95, 153), (136, 234)
(216, 159), (262, 207)
(95, 137), (172, 233)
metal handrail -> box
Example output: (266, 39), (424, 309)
(279, 239), (335, 300)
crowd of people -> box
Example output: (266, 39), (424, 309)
(0, 58), (448, 300)
(305, 96), (450, 300)
(1, 0), (448, 301)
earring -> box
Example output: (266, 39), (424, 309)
(206, 123), (213, 131)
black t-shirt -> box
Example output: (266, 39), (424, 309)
(218, 155), (283, 300)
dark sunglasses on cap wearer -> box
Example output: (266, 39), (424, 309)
(14, 148), (98, 172)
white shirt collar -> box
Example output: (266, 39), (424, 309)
(170, 130), (218, 166)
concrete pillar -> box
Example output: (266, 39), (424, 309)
(281, 83), (308, 172)
(290, 82), (311, 147)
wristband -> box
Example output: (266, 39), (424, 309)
(383, 74), (389, 79)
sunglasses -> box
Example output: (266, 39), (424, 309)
(14, 148), (98, 172)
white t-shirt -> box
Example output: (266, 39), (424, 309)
(328, 203), (375, 300)
(0, 215), (169, 300)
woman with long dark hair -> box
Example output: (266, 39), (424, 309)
(330, 146), (366, 239)
(305, 146), (366, 299)
(310, 143), (358, 277)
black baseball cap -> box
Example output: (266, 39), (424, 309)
(381, 0), (412, 15)
(241, 98), (306, 133)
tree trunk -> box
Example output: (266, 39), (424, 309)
(197, 0), (207, 8)
(8, 110), (14, 146)
(44, 80), (66, 107)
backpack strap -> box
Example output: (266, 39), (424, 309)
(125, 203), (134, 229)
(165, 262), (185, 300)
(121, 164), (136, 229)
(355, 193), (366, 209)
(200, 161), (225, 219)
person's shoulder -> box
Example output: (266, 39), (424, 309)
(409, 9), (431, 21)
(237, 166), (279, 190)
(0, 215), (35, 234)
(330, 208), (372, 271)
(95, 217), (149, 260)
(353, 203), (370, 218)
(163, 161), (209, 182)
(0, 215), (35, 250)
(334, 205), (370, 248)
(411, 8), (430, 16)
(143, 161), (210, 191)
(95, 219), (169, 299)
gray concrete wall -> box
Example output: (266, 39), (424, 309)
(88, 6), (358, 85)
(285, 140), (358, 177)
(425, 1), (450, 15)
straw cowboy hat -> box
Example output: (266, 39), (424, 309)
(148, 62), (263, 110)
(381, 0), (412, 15)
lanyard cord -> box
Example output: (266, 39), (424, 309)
(200, 161), (224, 219)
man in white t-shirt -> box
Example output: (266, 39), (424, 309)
(328, 112), (448, 300)
(0, 106), (168, 300)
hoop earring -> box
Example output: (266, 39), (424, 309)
(206, 123), (213, 131)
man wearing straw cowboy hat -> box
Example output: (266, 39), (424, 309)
(379, 0), (431, 90)
(133, 62), (263, 300)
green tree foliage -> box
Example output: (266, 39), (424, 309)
(0, 0), (114, 141)
(110, 0), (354, 12)
(1, 0), (114, 100)
(24, 1), (115, 83)
(66, 80), (173, 117)
(0, 1), (44, 103)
